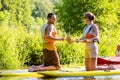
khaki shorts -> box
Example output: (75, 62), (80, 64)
(85, 48), (98, 58)
(43, 49), (60, 69)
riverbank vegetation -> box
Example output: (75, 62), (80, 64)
(0, 0), (120, 69)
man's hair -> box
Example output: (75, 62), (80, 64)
(47, 13), (55, 19)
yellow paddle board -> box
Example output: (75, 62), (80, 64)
(0, 70), (43, 77)
(38, 70), (120, 77)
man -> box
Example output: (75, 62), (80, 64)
(28, 13), (65, 72)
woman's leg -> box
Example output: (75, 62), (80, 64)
(90, 58), (115, 70)
(85, 58), (91, 71)
(90, 58), (97, 70)
(91, 58), (108, 70)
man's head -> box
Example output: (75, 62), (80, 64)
(47, 13), (56, 24)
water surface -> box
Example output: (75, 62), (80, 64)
(1, 75), (120, 80)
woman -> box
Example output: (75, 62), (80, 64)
(76, 12), (114, 71)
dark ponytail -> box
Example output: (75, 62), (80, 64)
(84, 12), (95, 21)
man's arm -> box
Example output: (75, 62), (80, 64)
(46, 25), (64, 41)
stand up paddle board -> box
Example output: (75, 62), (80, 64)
(0, 70), (43, 77)
(38, 70), (120, 77)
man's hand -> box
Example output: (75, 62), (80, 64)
(60, 38), (65, 41)
(66, 36), (73, 44)
(76, 38), (80, 42)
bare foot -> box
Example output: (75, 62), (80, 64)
(30, 65), (36, 69)
(28, 67), (37, 72)
(28, 66), (43, 72)
(104, 64), (115, 71)
(108, 64), (115, 70)
(28, 65), (38, 72)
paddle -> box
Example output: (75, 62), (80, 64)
(66, 37), (99, 44)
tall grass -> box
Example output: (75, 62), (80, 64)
(0, 26), (42, 69)
(56, 42), (84, 64)
(99, 28), (120, 56)
(0, 25), (120, 69)
(56, 26), (120, 64)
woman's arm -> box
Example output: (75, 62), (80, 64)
(86, 25), (99, 43)
(92, 25), (99, 40)
(79, 25), (99, 43)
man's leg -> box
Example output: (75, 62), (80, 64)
(28, 49), (60, 72)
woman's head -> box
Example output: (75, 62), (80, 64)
(83, 12), (95, 24)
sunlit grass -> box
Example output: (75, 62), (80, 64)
(0, 25), (120, 69)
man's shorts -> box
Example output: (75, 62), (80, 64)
(43, 49), (60, 69)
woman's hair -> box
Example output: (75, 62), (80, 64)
(84, 12), (95, 21)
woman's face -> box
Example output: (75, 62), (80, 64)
(83, 17), (90, 24)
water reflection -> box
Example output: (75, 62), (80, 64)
(41, 77), (56, 80)
(0, 75), (120, 80)
(84, 76), (96, 80)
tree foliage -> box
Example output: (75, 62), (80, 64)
(55, 0), (120, 33)
(0, 0), (32, 27)
(31, 0), (54, 19)
(31, 0), (54, 26)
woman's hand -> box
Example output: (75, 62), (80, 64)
(76, 38), (87, 43)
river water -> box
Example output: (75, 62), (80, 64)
(1, 75), (120, 80)
(1, 69), (120, 80)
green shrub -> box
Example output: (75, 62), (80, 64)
(56, 42), (84, 64)
(98, 27), (120, 57)
(0, 25), (120, 69)
(0, 26), (42, 69)
(55, 0), (120, 33)
(56, 26), (120, 65)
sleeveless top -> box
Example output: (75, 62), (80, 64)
(41, 24), (56, 50)
(86, 30), (96, 39)
(83, 24), (98, 49)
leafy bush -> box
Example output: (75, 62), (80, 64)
(0, 25), (120, 69)
(0, 0), (120, 69)
(56, 26), (120, 65)
(98, 27), (120, 57)
(56, 42), (84, 64)
(0, 0), (32, 27)
(0, 26), (42, 69)
(55, 0), (120, 33)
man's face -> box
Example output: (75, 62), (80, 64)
(48, 15), (56, 24)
